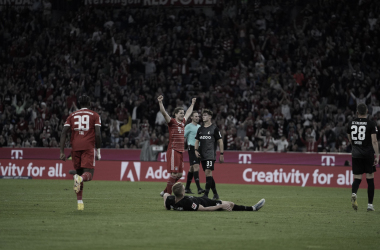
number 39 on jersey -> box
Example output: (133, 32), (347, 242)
(74, 115), (90, 135)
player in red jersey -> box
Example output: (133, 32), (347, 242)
(59, 95), (101, 211)
(158, 95), (196, 197)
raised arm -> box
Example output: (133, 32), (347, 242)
(372, 134), (379, 166)
(349, 90), (357, 100)
(184, 98), (196, 121)
(157, 95), (171, 123)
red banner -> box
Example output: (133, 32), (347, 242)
(0, 148), (142, 161)
(83, 0), (217, 7)
(1, 159), (378, 189)
(0, 148), (357, 166)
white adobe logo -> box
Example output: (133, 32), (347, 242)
(11, 150), (23, 159)
(321, 156), (335, 166)
(120, 162), (141, 182)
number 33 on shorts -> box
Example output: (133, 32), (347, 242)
(201, 160), (215, 171)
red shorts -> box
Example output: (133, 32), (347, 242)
(71, 149), (96, 170)
(166, 149), (184, 173)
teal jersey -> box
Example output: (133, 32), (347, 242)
(184, 123), (201, 146)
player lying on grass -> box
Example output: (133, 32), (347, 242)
(163, 182), (265, 211)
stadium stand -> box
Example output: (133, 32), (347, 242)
(0, 0), (379, 153)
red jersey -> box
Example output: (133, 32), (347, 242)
(64, 108), (101, 151)
(167, 118), (186, 153)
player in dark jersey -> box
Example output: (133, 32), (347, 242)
(163, 182), (265, 212)
(158, 95), (196, 197)
(60, 95), (102, 210)
(347, 103), (379, 212)
(195, 109), (224, 200)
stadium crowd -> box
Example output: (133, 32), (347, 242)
(0, 0), (380, 154)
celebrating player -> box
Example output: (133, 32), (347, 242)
(59, 95), (102, 211)
(158, 95), (196, 196)
(347, 103), (379, 212)
(184, 111), (205, 194)
(195, 109), (224, 200)
(163, 182), (265, 211)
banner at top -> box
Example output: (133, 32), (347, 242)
(83, 0), (217, 7)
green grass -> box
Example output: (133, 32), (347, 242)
(1, 180), (380, 250)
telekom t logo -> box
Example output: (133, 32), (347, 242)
(120, 162), (141, 182)
(321, 156), (335, 166)
(11, 150), (23, 159)
(239, 154), (251, 164)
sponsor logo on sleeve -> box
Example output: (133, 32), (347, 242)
(191, 203), (197, 210)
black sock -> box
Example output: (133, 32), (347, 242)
(352, 178), (361, 194)
(194, 171), (201, 190)
(211, 176), (217, 194)
(205, 176), (212, 196)
(232, 205), (253, 211)
(185, 171), (193, 189)
(367, 178), (375, 204)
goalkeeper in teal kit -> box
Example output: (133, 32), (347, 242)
(184, 111), (205, 194)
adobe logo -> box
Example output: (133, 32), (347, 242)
(120, 162), (141, 182)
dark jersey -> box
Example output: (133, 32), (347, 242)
(165, 195), (221, 211)
(347, 118), (378, 158)
(195, 123), (222, 160)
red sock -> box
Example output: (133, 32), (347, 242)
(81, 172), (92, 181)
(77, 182), (83, 200)
(165, 176), (177, 195)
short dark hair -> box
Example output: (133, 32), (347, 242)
(191, 111), (198, 117)
(202, 109), (213, 116)
(173, 107), (184, 116)
(78, 95), (91, 107)
(357, 103), (367, 116)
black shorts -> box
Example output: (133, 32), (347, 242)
(188, 146), (200, 165)
(201, 160), (215, 171)
(352, 156), (376, 175)
(198, 197), (222, 207)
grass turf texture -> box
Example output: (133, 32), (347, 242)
(1, 180), (380, 250)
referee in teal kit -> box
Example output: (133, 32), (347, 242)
(184, 111), (205, 194)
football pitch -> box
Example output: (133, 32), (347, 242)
(1, 180), (380, 250)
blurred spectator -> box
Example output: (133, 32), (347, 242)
(274, 135), (289, 152)
(0, 0), (379, 155)
(241, 136), (254, 151)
